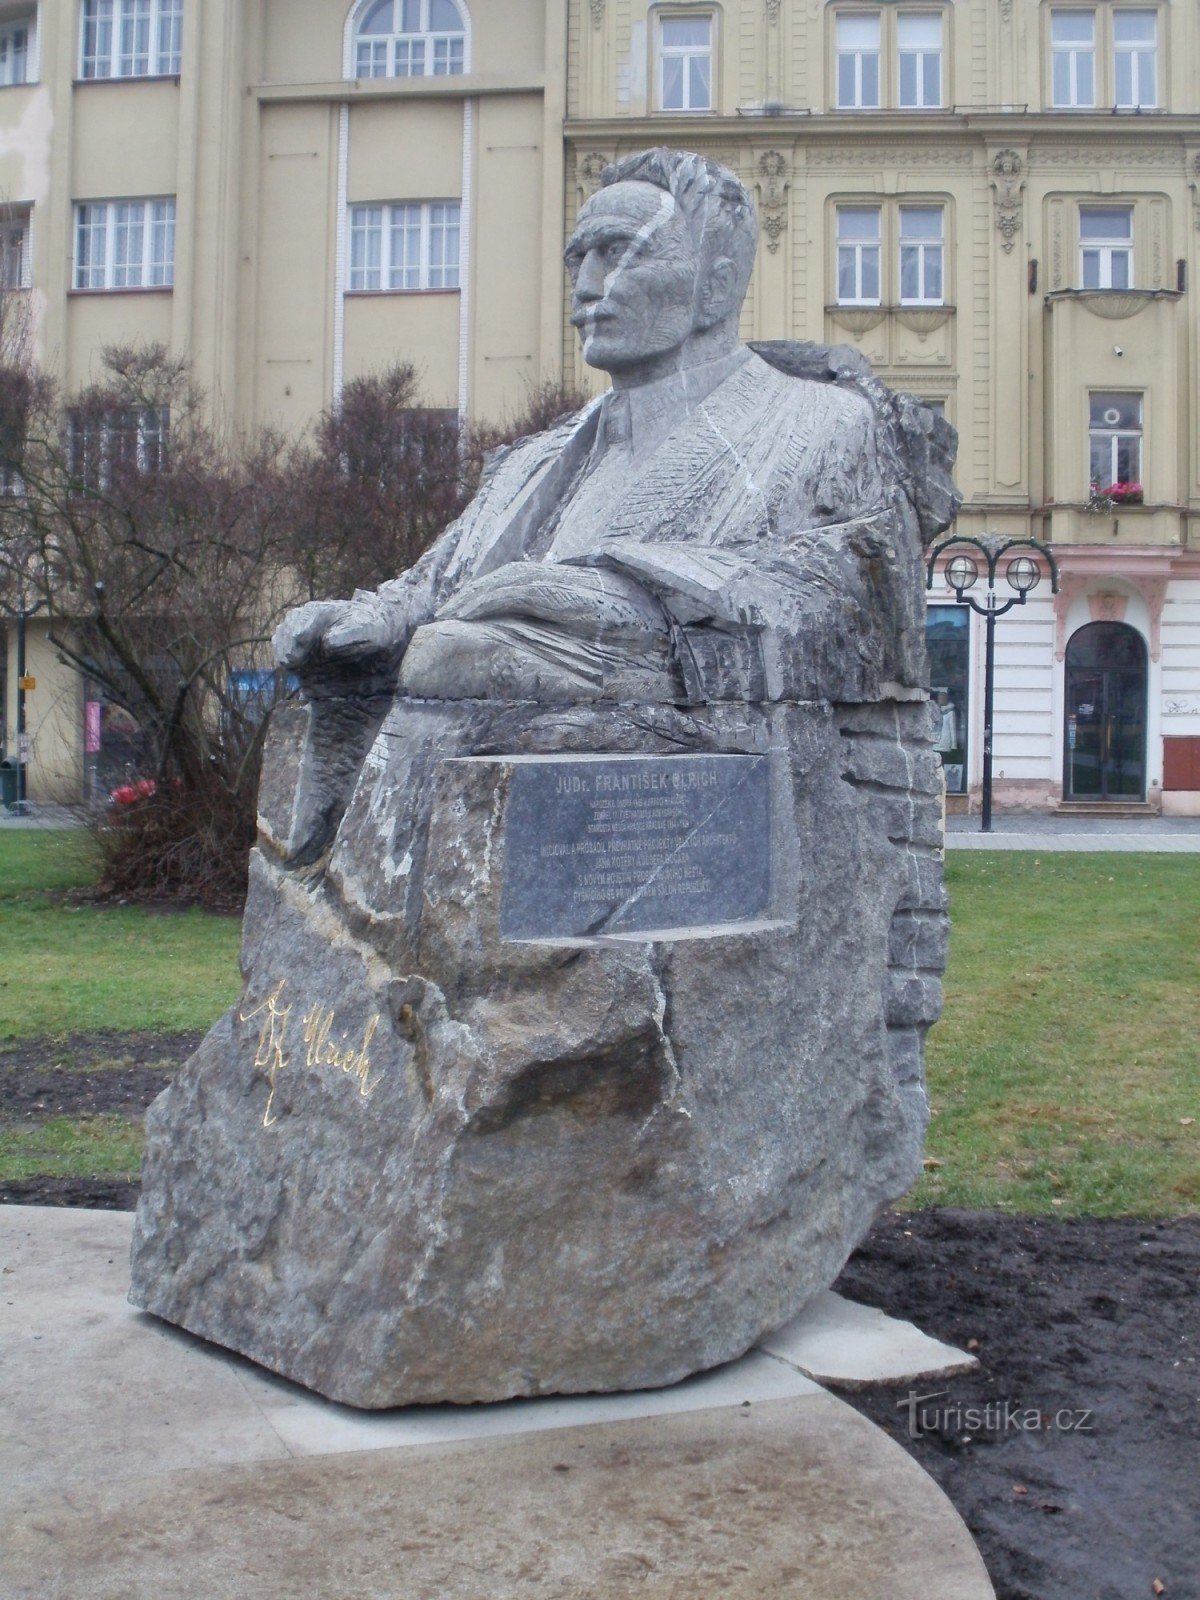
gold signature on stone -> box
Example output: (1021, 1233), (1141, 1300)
(303, 1005), (383, 1099)
(238, 982), (383, 1125)
(238, 979), (293, 1127)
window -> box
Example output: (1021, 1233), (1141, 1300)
(1113, 9), (1156, 107)
(74, 200), (175, 290)
(658, 14), (713, 111)
(837, 206), (881, 304)
(353, 0), (465, 79)
(833, 8), (946, 109)
(836, 12), (881, 108)
(68, 406), (169, 490)
(0, 15), (33, 86)
(0, 207), (30, 288)
(80, 0), (183, 79)
(898, 12), (942, 108)
(1050, 6), (1158, 109)
(1051, 9), (1096, 106)
(1080, 206), (1133, 289)
(899, 206), (944, 304)
(836, 201), (949, 307)
(348, 202), (460, 291)
(1088, 392), (1142, 500)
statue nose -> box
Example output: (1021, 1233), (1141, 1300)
(574, 249), (607, 302)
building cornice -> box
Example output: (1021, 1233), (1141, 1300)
(254, 73), (544, 105)
(565, 113), (1200, 144)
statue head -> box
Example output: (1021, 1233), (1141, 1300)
(565, 149), (757, 383)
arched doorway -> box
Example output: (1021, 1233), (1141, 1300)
(1064, 622), (1148, 801)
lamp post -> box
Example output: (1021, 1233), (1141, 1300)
(926, 534), (1059, 833)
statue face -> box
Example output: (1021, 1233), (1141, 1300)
(565, 181), (702, 375)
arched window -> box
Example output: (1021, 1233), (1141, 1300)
(353, 0), (465, 79)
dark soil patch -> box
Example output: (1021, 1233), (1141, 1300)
(0, 1029), (203, 1122)
(0, 1175), (140, 1208)
(833, 1208), (1200, 1600)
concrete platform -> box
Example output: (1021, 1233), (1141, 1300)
(0, 1207), (994, 1599)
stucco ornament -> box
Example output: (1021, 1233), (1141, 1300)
(130, 150), (961, 1408)
(991, 148), (1025, 254)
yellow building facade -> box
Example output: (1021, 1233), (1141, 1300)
(2, 0), (1199, 811)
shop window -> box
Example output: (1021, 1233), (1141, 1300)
(927, 605), (969, 794)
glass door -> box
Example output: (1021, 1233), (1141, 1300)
(1064, 623), (1147, 800)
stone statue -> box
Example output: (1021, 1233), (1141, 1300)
(130, 150), (960, 1408)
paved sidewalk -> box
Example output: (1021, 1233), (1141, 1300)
(6, 800), (1198, 850)
(1, 802), (91, 830)
(945, 813), (1200, 852)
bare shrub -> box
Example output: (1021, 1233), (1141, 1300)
(0, 347), (587, 908)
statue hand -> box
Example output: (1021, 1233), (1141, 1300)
(273, 598), (398, 672)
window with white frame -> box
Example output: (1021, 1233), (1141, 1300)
(0, 14), (34, 85)
(349, 202), (460, 291)
(657, 14), (713, 111)
(837, 206), (882, 304)
(899, 205), (944, 304)
(836, 12), (881, 108)
(74, 200), (175, 290)
(1088, 392), (1142, 498)
(1080, 206), (1133, 289)
(1051, 9), (1096, 106)
(353, 0), (465, 79)
(898, 12), (942, 108)
(1113, 9), (1156, 107)
(80, 0), (183, 79)
(68, 405), (169, 490)
(0, 206), (31, 288)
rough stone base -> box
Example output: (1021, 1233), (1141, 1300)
(130, 695), (945, 1407)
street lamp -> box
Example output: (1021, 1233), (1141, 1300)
(926, 533), (1059, 833)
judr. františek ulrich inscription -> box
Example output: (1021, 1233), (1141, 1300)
(501, 754), (770, 940)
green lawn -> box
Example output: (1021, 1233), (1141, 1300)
(0, 1115), (146, 1181)
(911, 852), (1199, 1217)
(0, 831), (241, 1039)
(0, 833), (1196, 1215)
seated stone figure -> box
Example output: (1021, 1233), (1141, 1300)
(276, 147), (954, 725)
(130, 150), (959, 1410)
